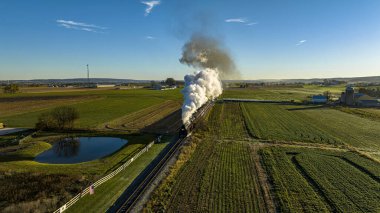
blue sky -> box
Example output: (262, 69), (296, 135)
(1, 0), (379, 80)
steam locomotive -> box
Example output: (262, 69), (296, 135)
(179, 101), (214, 138)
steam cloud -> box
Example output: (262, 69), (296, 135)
(180, 34), (236, 79)
(180, 34), (237, 124)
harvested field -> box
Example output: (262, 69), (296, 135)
(0, 95), (100, 117)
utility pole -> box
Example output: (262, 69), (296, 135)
(87, 64), (90, 87)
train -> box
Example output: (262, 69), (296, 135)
(179, 101), (214, 138)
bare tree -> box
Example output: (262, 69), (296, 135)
(36, 106), (79, 130)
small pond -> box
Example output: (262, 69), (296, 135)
(35, 137), (128, 164)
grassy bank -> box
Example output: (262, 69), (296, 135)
(66, 141), (169, 212)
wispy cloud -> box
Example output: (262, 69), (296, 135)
(145, 36), (156, 40)
(246, 22), (258, 26)
(56, 19), (107, 33)
(225, 18), (247, 23)
(142, 1), (160, 16)
(225, 18), (257, 26)
(296, 40), (307, 46)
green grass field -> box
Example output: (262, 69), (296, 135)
(0, 88), (181, 128)
(0, 87), (182, 212)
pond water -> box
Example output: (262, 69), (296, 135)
(35, 137), (128, 164)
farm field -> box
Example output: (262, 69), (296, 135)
(260, 147), (380, 213)
(242, 102), (380, 159)
(222, 84), (345, 101)
(1, 85), (379, 212)
(0, 88), (181, 128)
(146, 102), (269, 212)
(148, 138), (266, 212)
(334, 106), (380, 122)
(105, 100), (181, 133)
(148, 98), (380, 213)
(208, 102), (250, 140)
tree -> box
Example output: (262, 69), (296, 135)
(165, 78), (176, 86)
(51, 106), (79, 129)
(35, 106), (79, 130)
(3, 84), (19, 94)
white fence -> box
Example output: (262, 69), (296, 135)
(53, 141), (155, 213)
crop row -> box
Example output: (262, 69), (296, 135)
(260, 146), (380, 213)
(208, 103), (249, 140)
(295, 153), (380, 212)
(241, 103), (340, 144)
(166, 139), (264, 212)
(259, 147), (330, 212)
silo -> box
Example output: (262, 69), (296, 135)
(345, 87), (354, 105)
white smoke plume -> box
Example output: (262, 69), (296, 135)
(181, 68), (222, 124)
(179, 34), (237, 124)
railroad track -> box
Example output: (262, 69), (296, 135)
(110, 136), (187, 213)
(109, 101), (214, 213)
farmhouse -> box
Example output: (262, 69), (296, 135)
(356, 95), (379, 107)
(312, 95), (327, 104)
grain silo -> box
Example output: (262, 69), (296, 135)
(345, 87), (354, 105)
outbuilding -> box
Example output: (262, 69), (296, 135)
(312, 95), (327, 104)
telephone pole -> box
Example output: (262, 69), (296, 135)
(87, 64), (90, 87)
